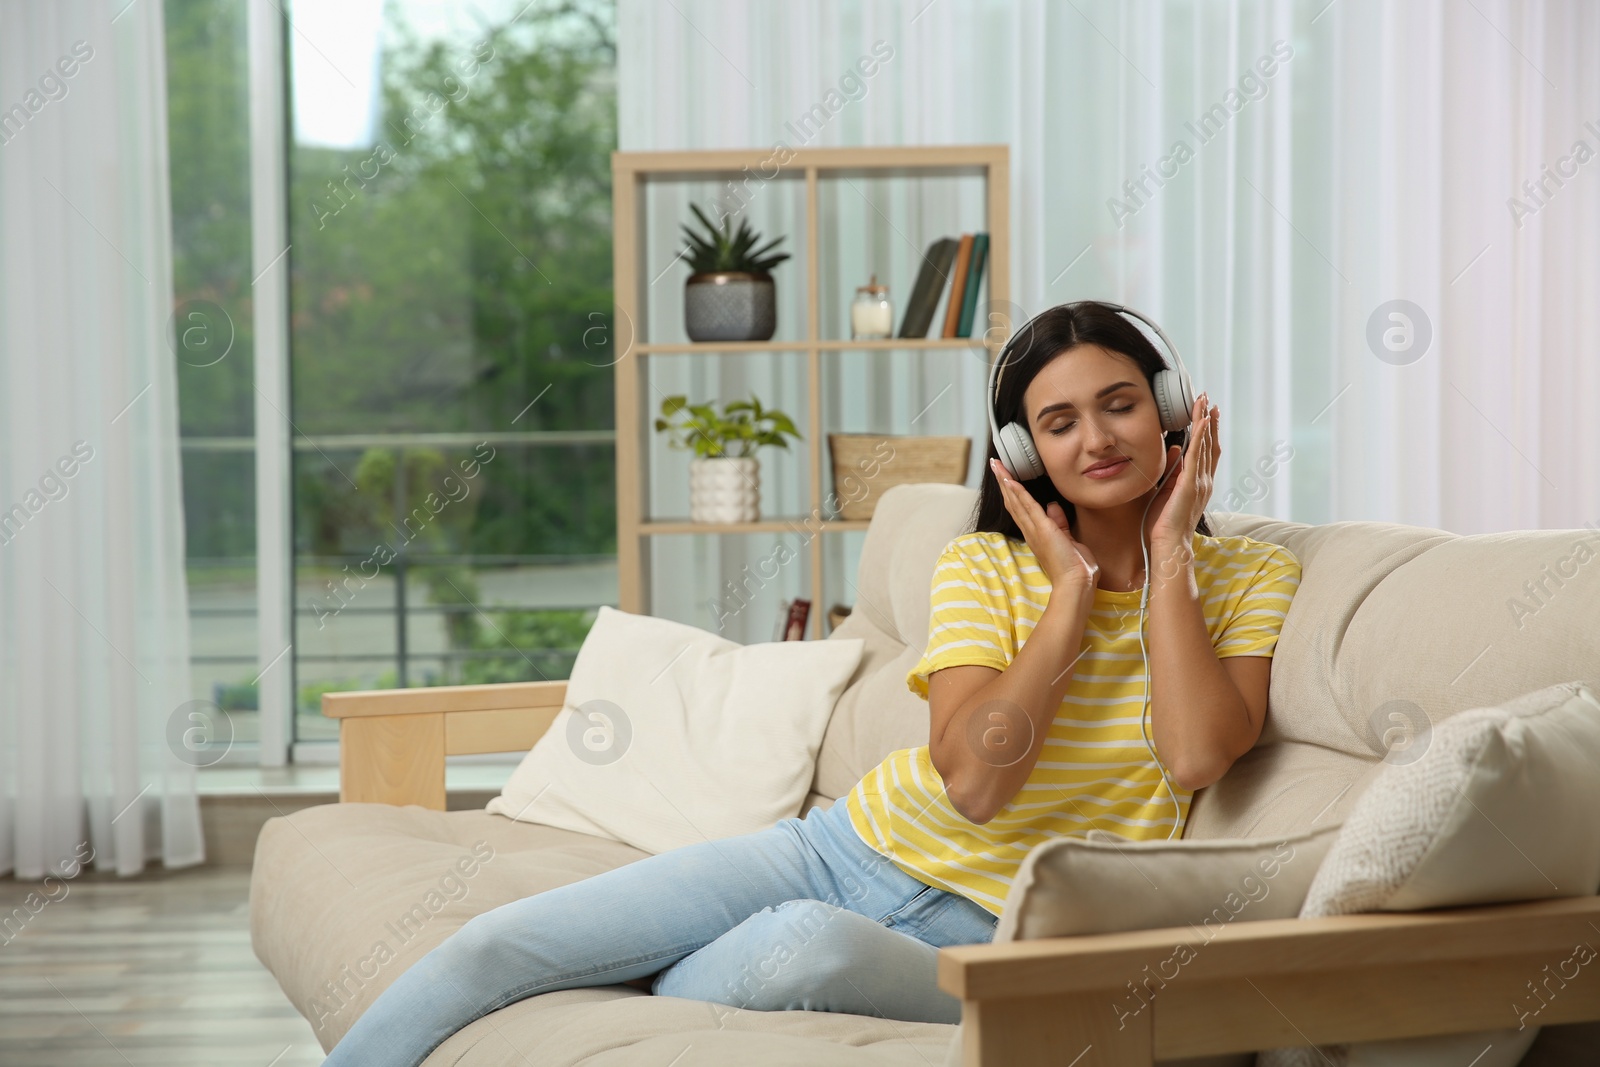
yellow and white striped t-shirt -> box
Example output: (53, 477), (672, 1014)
(842, 529), (1302, 918)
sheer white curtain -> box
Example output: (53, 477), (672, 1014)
(619, 0), (1600, 641)
(0, 0), (203, 877)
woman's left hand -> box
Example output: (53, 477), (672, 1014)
(1144, 392), (1220, 560)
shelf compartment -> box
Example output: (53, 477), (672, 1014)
(821, 338), (989, 350)
(635, 338), (991, 355)
(636, 341), (811, 355)
(639, 518), (871, 535)
(617, 145), (1005, 175)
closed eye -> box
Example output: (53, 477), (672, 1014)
(1048, 404), (1135, 435)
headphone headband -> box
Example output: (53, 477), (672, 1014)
(985, 301), (1196, 481)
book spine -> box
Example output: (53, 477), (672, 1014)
(955, 233), (989, 337)
(942, 234), (975, 338)
(784, 597), (812, 640)
(923, 238), (960, 338)
(899, 237), (957, 339)
(897, 238), (945, 339)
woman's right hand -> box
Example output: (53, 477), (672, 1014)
(989, 458), (1100, 606)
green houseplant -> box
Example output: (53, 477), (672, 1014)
(655, 393), (802, 522)
(681, 203), (791, 343)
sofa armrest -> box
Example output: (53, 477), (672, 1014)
(937, 894), (1600, 1066)
(322, 681), (567, 808)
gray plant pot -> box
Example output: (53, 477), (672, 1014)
(684, 272), (777, 342)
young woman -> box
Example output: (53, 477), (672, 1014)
(876, 301), (1303, 914)
(320, 300), (1300, 1067)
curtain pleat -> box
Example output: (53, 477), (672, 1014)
(0, 0), (203, 879)
(616, 0), (1600, 644)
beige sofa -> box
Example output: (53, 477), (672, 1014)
(250, 482), (1600, 1065)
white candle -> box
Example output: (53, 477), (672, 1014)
(851, 294), (893, 339)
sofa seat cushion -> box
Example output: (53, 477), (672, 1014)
(250, 803), (955, 1062)
(420, 987), (956, 1066)
(251, 803), (653, 1051)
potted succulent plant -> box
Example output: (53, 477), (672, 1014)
(654, 393), (802, 523)
(681, 203), (791, 342)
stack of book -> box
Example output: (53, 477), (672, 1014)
(773, 601), (856, 639)
(897, 233), (990, 339)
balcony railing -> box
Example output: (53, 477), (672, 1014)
(183, 430), (618, 730)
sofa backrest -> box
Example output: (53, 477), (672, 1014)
(811, 482), (1600, 841)
(1213, 510), (1600, 750)
(811, 483), (980, 801)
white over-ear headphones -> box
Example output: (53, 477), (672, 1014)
(986, 301), (1196, 482)
(984, 300), (1200, 840)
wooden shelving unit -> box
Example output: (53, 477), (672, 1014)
(611, 145), (1010, 638)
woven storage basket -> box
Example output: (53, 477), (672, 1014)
(828, 434), (972, 521)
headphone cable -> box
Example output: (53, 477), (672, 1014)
(1135, 457), (1184, 842)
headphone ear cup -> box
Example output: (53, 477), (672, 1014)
(998, 421), (1045, 481)
(1151, 368), (1193, 435)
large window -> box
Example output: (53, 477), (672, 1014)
(167, 0), (618, 755)
(167, 0), (259, 744)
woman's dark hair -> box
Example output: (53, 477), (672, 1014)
(967, 300), (1212, 541)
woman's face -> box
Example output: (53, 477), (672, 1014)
(1020, 343), (1171, 507)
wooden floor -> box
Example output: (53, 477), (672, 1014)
(0, 865), (324, 1065)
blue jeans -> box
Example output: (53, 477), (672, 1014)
(321, 799), (998, 1067)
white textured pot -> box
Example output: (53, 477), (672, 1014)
(689, 456), (760, 523)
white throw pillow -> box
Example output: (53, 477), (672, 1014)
(994, 824), (1343, 943)
(943, 826), (1342, 1067)
(486, 605), (865, 855)
(1256, 680), (1600, 1067)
